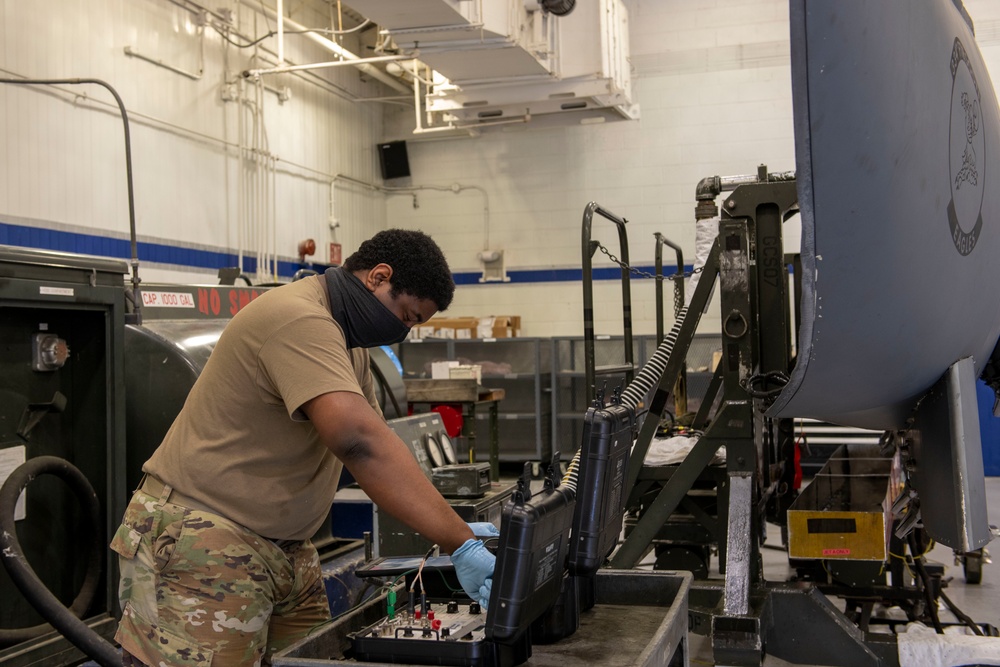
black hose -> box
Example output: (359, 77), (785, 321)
(0, 456), (120, 666)
(567, 305), (685, 479)
(562, 305), (692, 492)
(620, 306), (689, 411)
(939, 589), (985, 636)
(907, 532), (944, 634)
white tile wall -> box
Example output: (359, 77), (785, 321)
(0, 0), (388, 281)
(383, 0), (1000, 339)
(4, 0), (1000, 339)
(384, 0), (800, 337)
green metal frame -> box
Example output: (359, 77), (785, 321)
(607, 176), (894, 666)
(654, 232), (689, 416)
(581, 202), (635, 404)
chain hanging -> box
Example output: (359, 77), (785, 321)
(594, 241), (705, 318)
(595, 242), (705, 282)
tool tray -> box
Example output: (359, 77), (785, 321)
(273, 570), (691, 667)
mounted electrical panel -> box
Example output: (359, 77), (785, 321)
(348, 0), (638, 130)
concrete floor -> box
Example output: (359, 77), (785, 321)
(680, 477), (1000, 667)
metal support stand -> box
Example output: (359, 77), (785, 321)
(691, 581), (892, 667)
(655, 232), (688, 415)
(612, 171), (901, 666)
(581, 202), (635, 404)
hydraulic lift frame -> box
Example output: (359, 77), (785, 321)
(609, 171), (899, 667)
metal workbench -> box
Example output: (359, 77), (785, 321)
(274, 570), (691, 667)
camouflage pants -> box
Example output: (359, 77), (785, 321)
(111, 483), (331, 666)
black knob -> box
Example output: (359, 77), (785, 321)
(469, 602), (481, 615)
(446, 600), (459, 614)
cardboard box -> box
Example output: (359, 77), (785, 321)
(424, 317), (478, 339)
(420, 316), (520, 339)
(449, 364), (482, 382)
(431, 360), (459, 379)
(477, 315), (521, 338)
(413, 325), (436, 339)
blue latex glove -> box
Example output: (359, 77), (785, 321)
(467, 522), (500, 538)
(451, 538), (495, 609)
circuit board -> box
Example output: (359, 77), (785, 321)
(350, 598), (528, 667)
(350, 457), (571, 667)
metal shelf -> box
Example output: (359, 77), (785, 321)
(397, 337), (552, 463)
(596, 363), (636, 375)
(475, 412), (544, 421)
(551, 334), (723, 454)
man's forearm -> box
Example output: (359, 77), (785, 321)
(304, 391), (476, 553)
(345, 443), (473, 553)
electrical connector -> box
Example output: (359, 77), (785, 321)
(387, 590), (396, 620)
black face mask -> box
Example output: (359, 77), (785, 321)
(324, 267), (411, 349)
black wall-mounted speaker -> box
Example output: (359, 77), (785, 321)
(377, 140), (410, 180)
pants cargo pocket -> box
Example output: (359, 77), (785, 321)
(110, 521), (141, 560)
(151, 519), (183, 572)
(115, 602), (214, 665)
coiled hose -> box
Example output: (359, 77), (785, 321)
(0, 456), (120, 666)
(562, 306), (690, 492)
(620, 306), (689, 412)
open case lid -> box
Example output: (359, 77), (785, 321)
(769, 0), (1000, 430)
(485, 466), (575, 643)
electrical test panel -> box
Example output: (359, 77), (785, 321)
(350, 457), (574, 667)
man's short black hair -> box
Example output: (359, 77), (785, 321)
(343, 229), (455, 311)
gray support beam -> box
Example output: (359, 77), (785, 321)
(624, 240), (721, 502)
(723, 473), (753, 617)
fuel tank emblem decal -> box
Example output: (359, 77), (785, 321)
(948, 37), (985, 256)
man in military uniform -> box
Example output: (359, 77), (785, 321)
(111, 229), (495, 665)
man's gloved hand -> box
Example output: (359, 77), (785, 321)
(467, 522), (500, 538)
(451, 538), (495, 609)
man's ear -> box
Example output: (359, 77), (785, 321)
(364, 263), (394, 291)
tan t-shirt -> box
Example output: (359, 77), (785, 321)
(144, 275), (382, 540)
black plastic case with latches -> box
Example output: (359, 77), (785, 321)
(567, 402), (635, 577)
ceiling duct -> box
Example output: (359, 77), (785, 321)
(347, 0), (637, 129)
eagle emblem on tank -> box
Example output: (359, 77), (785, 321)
(948, 37), (985, 256)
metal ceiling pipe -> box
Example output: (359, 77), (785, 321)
(242, 0), (410, 94)
(695, 167), (796, 200)
(277, 0), (284, 63)
(245, 53), (413, 78)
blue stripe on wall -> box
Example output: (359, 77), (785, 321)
(454, 266), (691, 285)
(0, 221), (692, 284)
(0, 222), (311, 278)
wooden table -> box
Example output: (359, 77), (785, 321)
(404, 378), (506, 481)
